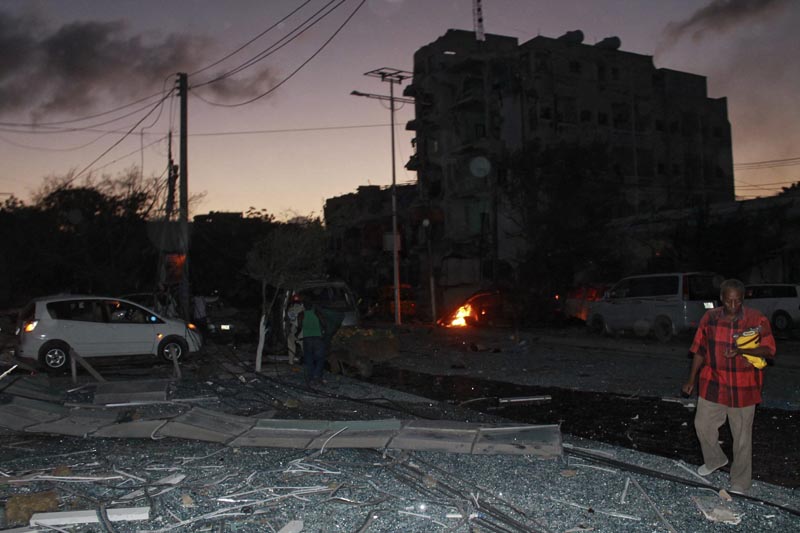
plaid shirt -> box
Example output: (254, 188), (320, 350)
(690, 305), (776, 407)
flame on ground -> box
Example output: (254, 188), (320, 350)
(449, 303), (474, 327)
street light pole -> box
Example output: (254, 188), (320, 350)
(422, 218), (437, 324)
(351, 67), (413, 326)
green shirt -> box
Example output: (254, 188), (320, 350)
(302, 309), (323, 338)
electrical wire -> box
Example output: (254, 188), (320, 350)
(64, 90), (174, 187)
(193, 0), (367, 108)
(190, 0), (343, 89)
(0, 91), (166, 128)
(734, 156), (800, 169)
(0, 129), (115, 152)
(189, 0), (315, 78)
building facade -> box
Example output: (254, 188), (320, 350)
(405, 29), (735, 313)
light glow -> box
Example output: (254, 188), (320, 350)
(23, 320), (38, 333)
(449, 303), (474, 327)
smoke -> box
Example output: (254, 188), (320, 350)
(662, 0), (791, 46)
(0, 9), (276, 119)
(654, 0), (800, 165)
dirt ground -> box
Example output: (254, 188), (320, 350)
(357, 323), (800, 489)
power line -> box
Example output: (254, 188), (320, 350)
(189, 0), (314, 78)
(0, 95), (173, 135)
(734, 156), (800, 169)
(0, 122), (409, 152)
(0, 91), (167, 129)
(190, 0), (343, 89)
(193, 0), (367, 107)
(65, 90), (174, 187)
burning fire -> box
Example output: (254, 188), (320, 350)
(449, 303), (474, 327)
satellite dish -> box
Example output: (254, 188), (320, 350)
(469, 156), (491, 178)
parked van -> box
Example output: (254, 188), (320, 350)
(744, 284), (800, 334)
(588, 272), (722, 342)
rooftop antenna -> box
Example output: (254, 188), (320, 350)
(473, 0), (485, 41)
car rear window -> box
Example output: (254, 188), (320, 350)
(47, 300), (104, 322)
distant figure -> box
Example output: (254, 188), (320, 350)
(682, 278), (776, 494)
(299, 301), (327, 385)
(286, 293), (304, 365)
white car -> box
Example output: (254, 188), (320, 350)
(588, 272), (721, 342)
(16, 295), (202, 373)
(745, 284), (800, 334)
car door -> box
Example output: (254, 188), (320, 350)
(103, 299), (157, 356)
(601, 278), (632, 330)
(46, 299), (109, 356)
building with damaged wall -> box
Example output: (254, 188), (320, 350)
(404, 28), (735, 313)
(323, 184), (425, 313)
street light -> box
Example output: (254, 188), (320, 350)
(422, 218), (437, 324)
(351, 67), (413, 325)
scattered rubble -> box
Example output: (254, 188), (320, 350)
(0, 331), (797, 531)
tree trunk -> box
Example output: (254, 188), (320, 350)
(255, 280), (281, 372)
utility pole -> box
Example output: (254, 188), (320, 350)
(351, 67), (413, 325)
(177, 73), (191, 322)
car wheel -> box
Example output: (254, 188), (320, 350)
(38, 340), (70, 374)
(158, 336), (188, 361)
(653, 316), (674, 343)
(772, 311), (792, 334)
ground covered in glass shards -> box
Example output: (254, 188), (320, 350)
(0, 325), (798, 532)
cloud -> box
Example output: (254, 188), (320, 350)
(662, 0), (790, 46)
(0, 9), (276, 119)
(654, 0), (800, 163)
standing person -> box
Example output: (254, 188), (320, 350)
(299, 301), (327, 385)
(682, 278), (776, 494)
(286, 294), (304, 365)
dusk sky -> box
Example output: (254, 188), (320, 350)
(1, 0), (798, 219)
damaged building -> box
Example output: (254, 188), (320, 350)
(326, 29), (736, 319)
(404, 28), (734, 314)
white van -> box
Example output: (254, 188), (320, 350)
(588, 272), (721, 342)
(744, 284), (800, 334)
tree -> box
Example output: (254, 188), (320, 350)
(245, 219), (325, 371)
(0, 168), (169, 306)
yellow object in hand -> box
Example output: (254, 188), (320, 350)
(735, 329), (760, 350)
(742, 354), (767, 369)
(734, 329), (766, 368)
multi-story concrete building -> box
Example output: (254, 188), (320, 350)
(324, 184), (421, 314)
(405, 29), (734, 312)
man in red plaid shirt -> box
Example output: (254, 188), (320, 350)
(682, 278), (776, 493)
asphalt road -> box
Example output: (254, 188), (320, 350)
(381, 323), (800, 411)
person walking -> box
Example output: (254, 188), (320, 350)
(299, 301), (327, 385)
(682, 278), (776, 494)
